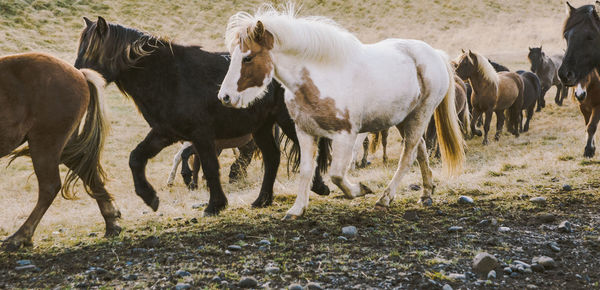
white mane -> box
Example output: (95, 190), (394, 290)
(473, 52), (499, 84)
(225, 3), (362, 64)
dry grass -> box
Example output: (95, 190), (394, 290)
(1, 0), (599, 248)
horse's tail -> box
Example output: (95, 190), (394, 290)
(369, 131), (380, 153)
(506, 74), (525, 136)
(434, 53), (466, 176)
(60, 69), (110, 199)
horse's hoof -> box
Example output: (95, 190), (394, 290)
(359, 183), (374, 195)
(149, 196), (159, 211)
(312, 184), (330, 196)
(419, 197), (433, 207)
(203, 203), (226, 217)
(482, 139), (489, 145)
(584, 147), (596, 158)
(282, 214), (300, 220)
(2, 236), (32, 252)
(187, 182), (198, 190)
(251, 198), (273, 208)
(105, 225), (122, 237)
(374, 204), (389, 211)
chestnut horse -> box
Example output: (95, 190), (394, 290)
(455, 51), (524, 145)
(571, 69), (600, 158)
(1, 53), (120, 250)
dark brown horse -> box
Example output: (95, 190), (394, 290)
(455, 51), (524, 145)
(1, 53), (120, 250)
(571, 68), (600, 158)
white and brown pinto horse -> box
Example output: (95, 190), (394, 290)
(217, 6), (465, 218)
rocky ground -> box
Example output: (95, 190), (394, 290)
(2, 184), (599, 289)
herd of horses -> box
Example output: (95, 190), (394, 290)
(1, 2), (599, 251)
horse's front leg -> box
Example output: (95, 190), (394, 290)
(351, 133), (368, 169)
(330, 133), (372, 199)
(284, 129), (318, 219)
(167, 142), (189, 186)
(584, 107), (600, 158)
(251, 124), (280, 208)
(482, 110), (493, 145)
(494, 110), (505, 141)
(192, 136), (227, 216)
(129, 129), (175, 211)
(555, 83), (565, 106)
(537, 85), (549, 111)
(471, 107), (483, 137)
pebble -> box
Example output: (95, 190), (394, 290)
(258, 246), (268, 252)
(472, 252), (498, 274)
(487, 270), (496, 279)
(477, 219), (490, 227)
(532, 256), (557, 270)
(458, 196), (474, 204)
(514, 260), (531, 268)
(498, 226), (511, 232)
(16, 260), (31, 266)
(442, 284), (453, 290)
(239, 276), (258, 288)
(337, 236), (348, 241)
(175, 283), (191, 290)
(503, 267), (512, 274)
(448, 226), (463, 232)
(558, 221), (572, 233)
(535, 213), (556, 223)
(529, 197), (547, 204)
(548, 242), (561, 252)
(289, 283), (303, 290)
(211, 276), (221, 283)
(562, 184), (572, 191)
(306, 282), (323, 290)
(228, 245), (242, 251)
(122, 274), (138, 281)
(15, 265), (38, 272)
(409, 184), (421, 191)
(88, 232), (97, 237)
(176, 270), (191, 277)
(225, 250), (231, 255)
(526, 285), (539, 289)
(510, 272), (519, 278)
(257, 239), (271, 246)
(447, 273), (466, 280)
(189, 217), (198, 224)
(265, 266), (280, 274)
(322, 233), (330, 238)
(342, 226), (358, 238)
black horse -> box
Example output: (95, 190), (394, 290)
(74, 17), (330, 216)
(516, 70), (542, 132)
(559, 2), (600, 87)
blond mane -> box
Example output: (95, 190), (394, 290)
(472, 51), (499, 85)
(225, 3), (361, 64)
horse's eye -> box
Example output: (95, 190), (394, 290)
(587, 35), (595, 41)
(243, 56), (253, 63)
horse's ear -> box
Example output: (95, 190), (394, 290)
(254, 21), (265, 41)
(96, 16), (108, 37)
(566, 2), (576, 15)
(461, 48), (465, 54)
(83, 17), (93, 28)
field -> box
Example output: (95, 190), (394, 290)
(1, 0), (600, 288)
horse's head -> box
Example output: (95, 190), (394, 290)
(75, 17), (157, 83)
(559, 2), (600, 87)
(218, 20), (275, 108)
(527, 46), (544, 73)
(455, 50), (478, 80)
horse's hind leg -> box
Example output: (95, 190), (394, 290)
(3, 139), (62, 251)
(584, 107), (600, 158)
(330, 134), (371, 199)
(129, 129), (175, 211)
(524, 105), (534, 132)
(555, 84), (565, 106)
(494, 110), (505, 141)
(229, 140), (256, 183)
(471, 107), (483, 137)
(167, 142), (191, 186)
(285, 129), (318, 219)
(381, 129), (389, 163)
(537, 86), (549, 111)
(482, 110), (493, 145)
(180, 146), (195, 189)
(192, 137), (227, 216)
(415, 138), (434, 205)
(251, 124), (280, 208)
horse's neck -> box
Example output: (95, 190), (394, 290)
(469, 72), (497, 97)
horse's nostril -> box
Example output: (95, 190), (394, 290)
(223, 95), (231, 103)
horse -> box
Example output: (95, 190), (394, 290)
(528, 46), (567, 109)
(559, 2), (600, 87)
(166, 135), (255, 188)
(425, 75), (470, 155)
(74, 17), (331, 216)
(455, 51), (524, 145)
(0, 53), (120, 250)
(516, 70), (542, 132)
(352, 129), (390, 169)
(217, 5), (465, 218)
(463, 59), (505, 126)
(570, 68), (600, 158)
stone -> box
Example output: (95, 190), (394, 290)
(487, 270), (496, 279)
(510, 272), (519, 278)
(513, 260), (531, 268)
(447, 273), (466, 280)
(306, 282), (323, 290)
(409, 184), (421, 191)
(448, 226), (463, 232)
(175, 283), (191, 290)
(529, 197), (546, 204)
(228, 245), (242, 251)
(342, 226), (358, 238)
(472, 252), (498, 274)
(532, 256), (557, 270)
(288, 283), (303, 290)
(265, 266), (280, 274)
(548, 242), (561, 252)
(211, 276), (221, 283)
(257, 239), (271, 246)
(15, 265), (38, 272)
(526, 285), (539, 289)
(442, 284), (453, 290)
(503, 267), (512, 274)
(535, 213), (556, 223)
(458, 196), (474, 204)
(322, 233), (329, 238)
(239, 276), (258, 288)
(176, 270), (191, 277)
(337, 236), (348, 241)
(191, 203), (205, 209)
(16, 260), (32, 266)
(562, 184), (572, 191)
(558, 221), (572, 233)
(258, 246), (268, 252)
(498, 226), (511, 232)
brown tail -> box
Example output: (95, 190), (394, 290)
(61, 69), (110, 199)
(369, 131), (380, 153)
(434, 59), (466, 176)
(506, 75), (524, 136)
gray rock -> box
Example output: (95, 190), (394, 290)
(409, 184), (421, 191)
(228, 245), (242, 251)
(448, 226), (464, 232)
(532, 256), (557, 270)
(176, 270), (191, 277)
(15, 265), (38, 272)
(16, 260), (31, 266)
(458, 196), (474, 204)
(535, 213), (556, 223)
(258, 246), (268, 252)
(562, 184), (572, 191)
(322, 232), (329, 238)
(548, 242), (561, 252)
(442, 284), (453, 290)
(558, 221), (572, 233)
(265, 266), (280, 274)
(498, 226), (511, 232)
(257, 239), (271, 246)
(503, 267), (512, 274)
(447, 273), (466, 280)
(306, 282), (323, 290)
(342, 226), (357, 238)
(211, 276), (221, 283)
(531, 263), (544, 273)
(477, 219), (491, 227)
(225, 250), (231, 255)
(526, 285), (539, 289)
(529, 197), (546, 204)
(513, 260), (531, 268)
(510, 272), (519, 278)
(472, 252), (498, 274)
(487, 270), (496, 279)
(239, 276), (258, 288)
(175, 283), (191, 290)
(288, 283), (303, 290)
(337, 236), (348, 241)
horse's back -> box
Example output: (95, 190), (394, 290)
(516, 70), (541, 108)
(496, 72), (523, 109)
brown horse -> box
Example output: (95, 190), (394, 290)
(455, 51), (524, 145)
(571, 68), (600, 158)
(0, 53), (120, 250)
